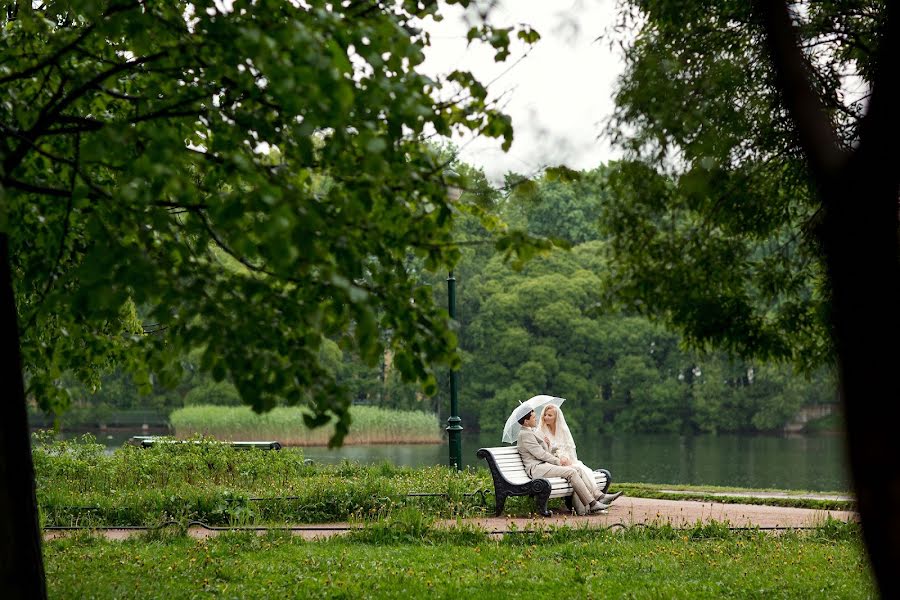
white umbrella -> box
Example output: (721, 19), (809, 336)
(501, 394), (566, 443)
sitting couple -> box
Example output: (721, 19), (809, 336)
(516, 404), (622, 515)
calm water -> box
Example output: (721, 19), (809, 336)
(297, 431), (849, 492)
(57, 429), (850, 492)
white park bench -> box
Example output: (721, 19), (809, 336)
(477, 446), (611, 516)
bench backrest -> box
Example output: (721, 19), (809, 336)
(478, 446), (611, 498)
(479, 446), (530, 484)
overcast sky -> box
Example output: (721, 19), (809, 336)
(420, 0), (625, 183)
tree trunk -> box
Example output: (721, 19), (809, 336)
(756, 1), (900, 594)
(821, 161), (900, 598)
(0, 233), (47, 599)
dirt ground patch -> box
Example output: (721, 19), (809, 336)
(42, 496), (857, 542)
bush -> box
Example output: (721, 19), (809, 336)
(183, 381), (242, 406)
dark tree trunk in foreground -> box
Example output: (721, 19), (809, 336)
(825, 159), (900, 599)
(758, 1), (900, 596)
(0, 233), (47, 599)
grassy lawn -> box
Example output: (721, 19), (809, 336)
(44, 524), (875, 599)
(614, 483), (852, 511)
(34, 435), (855, 529)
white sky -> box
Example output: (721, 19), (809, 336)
(420, 0), (625, 183)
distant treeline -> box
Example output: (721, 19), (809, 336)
(46, 166), (838, 436)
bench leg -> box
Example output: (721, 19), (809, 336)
(534, 489), (551, 517)
(564, 495), (573, 513)
(494, 492), (508, 516)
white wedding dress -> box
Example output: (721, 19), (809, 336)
(536, 407), (601, 498)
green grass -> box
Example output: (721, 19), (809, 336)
(44, 522), (875, 599)
(33, 433), (491, 526)
(614, 482), (854, 511)
(169, 404), (442, 445)
(32, 434), (857, 527)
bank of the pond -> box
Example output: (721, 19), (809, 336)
(44, 523), (874, 599)
(169, 404), (441, 445)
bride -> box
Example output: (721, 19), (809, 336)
(536, 403), (622, 505)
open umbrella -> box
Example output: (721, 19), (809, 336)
(501, 394), (566, 443)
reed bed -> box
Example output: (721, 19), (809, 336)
(169, 405), (442, 445)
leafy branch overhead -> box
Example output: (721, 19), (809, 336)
(600, 0), (877, 372)
(0, 0), (538, 444)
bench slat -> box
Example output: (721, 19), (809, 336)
(494, 454), (522, 465)
(500, 471), (528, 479)
(495, 460), (524, 466)
(486, 446), (520, 453)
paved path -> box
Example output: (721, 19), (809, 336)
(43, 496), (857, 542)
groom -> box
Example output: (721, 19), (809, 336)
(516, 410), (609, 515)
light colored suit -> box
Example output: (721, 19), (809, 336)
(517, 427), (561, 475)
(516, 427), (599, 514)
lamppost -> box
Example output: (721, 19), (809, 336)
(445, 176), (463, 471)
(446, 270), (462, 470)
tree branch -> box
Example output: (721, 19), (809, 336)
(3, 51), (170, 175)
(753, 0), (847, 183)
(0, 24), (96, 85)
(21, 133), (80, 335)
(1, 178), (70, 197)
(852, 5), (900, 181)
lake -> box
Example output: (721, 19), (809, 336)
(64, 428), (850, 492)
(62, 430), (849, 492)
(301, 431), (850, 492)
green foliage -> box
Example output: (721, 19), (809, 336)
(455, 221), (836, 433)
(2, 0), (537, 444)
(600, 1), (887, 372)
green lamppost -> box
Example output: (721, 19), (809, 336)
(446, 177), (463, 471)
(446, 270), (462, 470)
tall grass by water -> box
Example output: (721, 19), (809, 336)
(169, 405), (441, 445)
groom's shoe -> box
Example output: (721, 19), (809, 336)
(588, 501), (609, 514)
(599, 491), (623, 504)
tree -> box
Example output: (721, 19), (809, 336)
(434, 165), (828, 435)
(607, 0), (900, 592)
(0, 1), (540, 596)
